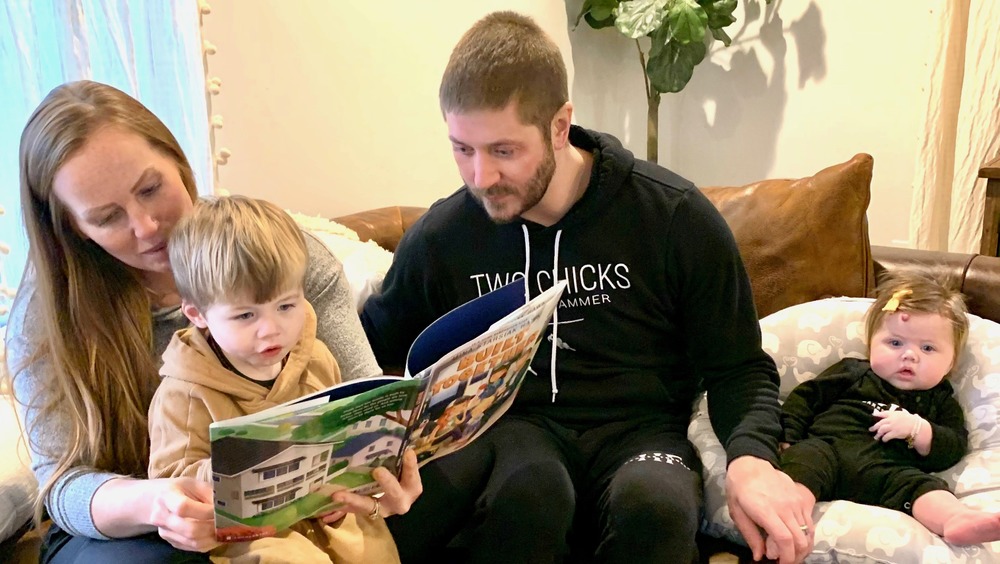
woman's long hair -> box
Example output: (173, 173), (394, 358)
(15, 81), (198, 524)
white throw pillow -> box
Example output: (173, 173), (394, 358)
(0, 327), (38, 541)
(289, 212), (393, 312)
(689, 297), (1000, 563)
(0, 329), (36, 543)
(0, 401), (35, 544)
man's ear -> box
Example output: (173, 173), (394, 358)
(182, 301), (209, 328)
(550, 102), (574, 150)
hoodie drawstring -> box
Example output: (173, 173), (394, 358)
(550, 230), (562, 402)
(521, 224), (532, 303)
(521, 224), (562, 403)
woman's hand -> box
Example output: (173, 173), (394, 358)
(147, 477), (220, 552)
(91, 476), (218, 551)
(324, 448), (423, 523)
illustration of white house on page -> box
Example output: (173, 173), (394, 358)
(327, 416), (406, 479)
(329, 432), (402, 475)
(212, 438), (334, 520)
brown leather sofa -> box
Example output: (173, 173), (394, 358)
(873, 245), (1000, 323)
(332, 154), (1000, 328)
(334, 205), (1000, 324)
(332, 197), (1000, 562)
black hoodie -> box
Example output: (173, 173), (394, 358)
(362, 126), (782, 465)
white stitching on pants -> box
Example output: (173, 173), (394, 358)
(625, 452), (689, 470)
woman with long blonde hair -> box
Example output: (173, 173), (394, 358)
(8, 81), (421, 562)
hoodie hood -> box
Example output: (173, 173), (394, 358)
(159, 302), (324, 411)
(534, 126), (636, 231)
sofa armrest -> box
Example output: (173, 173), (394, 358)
(333, 206), (426, 253)
(873, 245), (1000, 324)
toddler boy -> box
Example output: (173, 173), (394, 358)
(147, 196), (398, 563)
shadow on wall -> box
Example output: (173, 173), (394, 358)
(563, 0), (649, 152)
(566, 1), (826, 187)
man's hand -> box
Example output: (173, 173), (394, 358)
(726, 455), (813, 563)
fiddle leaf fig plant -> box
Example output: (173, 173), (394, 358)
(574, 0), (771, 162)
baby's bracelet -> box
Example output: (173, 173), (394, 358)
(906, 418), (923, 449)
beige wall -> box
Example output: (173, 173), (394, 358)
(201, 1), (572, 216)
(570, 0), (938, 248)
(203, 0), (938, 247)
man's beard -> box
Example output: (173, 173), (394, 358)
(471, 144), (556, 224)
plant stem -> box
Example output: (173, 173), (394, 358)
(635, 39), (650, 101)
(647, 90), (660, 163)
(635, 39), (659, 163)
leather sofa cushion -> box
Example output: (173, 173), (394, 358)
(334, 206), (426, 254)
(335, 155), (877, 320)
(701, 154), (875, 318)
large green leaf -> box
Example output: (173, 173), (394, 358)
(575, 0), (621, 29)
(585, 12), (619, 29)
(590, 0), (621, 21)
(647, 37), (707, 93)
(666, 0), (707, 44)
(699, 0), (737, 30)
(613, 0), (669, 40)
(648, 20), (672, 60)
(573, 0), (594, 28)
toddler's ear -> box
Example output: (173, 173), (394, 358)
(181, 301), (209, 328)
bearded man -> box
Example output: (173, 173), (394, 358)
(361, 11), (812, 564)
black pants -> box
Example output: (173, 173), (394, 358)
(780, 438), (951, 514)
(40, 523), (210, 564)
(389, 414), (703, 564)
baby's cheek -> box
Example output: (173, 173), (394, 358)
(868, 350), (894, 380)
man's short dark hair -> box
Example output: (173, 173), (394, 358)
(439, 11), (568, 133)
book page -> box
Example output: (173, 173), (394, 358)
(210, 376), (404, 428)
(209, 378), (421, 542)
(404, 279), (529, 378)
(403, 280), (566, 466)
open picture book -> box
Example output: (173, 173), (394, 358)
(208, 279), (567, 541)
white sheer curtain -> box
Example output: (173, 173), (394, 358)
(0, 0), (211, 322)
(910, 0), (1000, 253)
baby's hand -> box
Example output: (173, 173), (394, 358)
(779, 442), (791, 452)
(765, 534), (781, 561)
(869, 409), (922, 443)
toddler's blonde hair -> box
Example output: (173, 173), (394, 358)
(170, 195), (308, 309)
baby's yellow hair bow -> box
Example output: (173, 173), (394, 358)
(882, 289), (912, 312)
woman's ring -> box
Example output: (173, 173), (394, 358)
(368, 497), (381, 520)
(799, 524), (810, 532)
